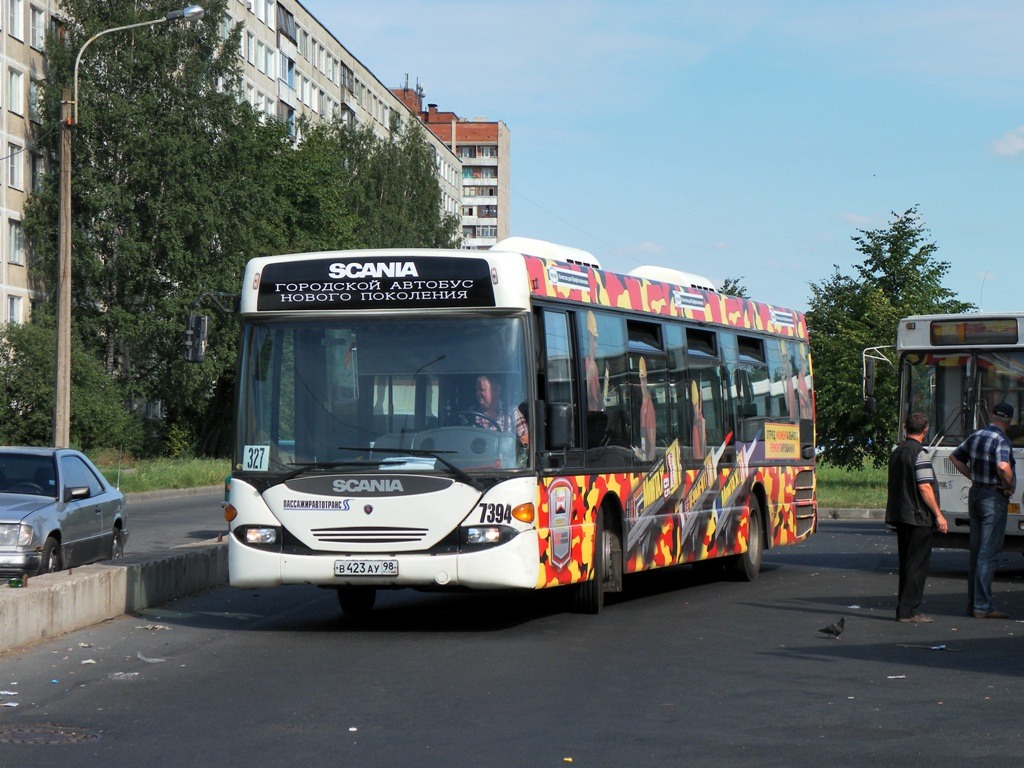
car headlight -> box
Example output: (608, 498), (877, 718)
(0, 523), (33, 548)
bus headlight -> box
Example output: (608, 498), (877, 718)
(240, 526), (280, 546)
(463, 525), (518, 549)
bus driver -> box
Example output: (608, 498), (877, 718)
(469, 374), (529, 448)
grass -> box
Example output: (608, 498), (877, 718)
(816, 463), (887, 509)
(88, 455), (885, 509)
(93, 456), (230, 495)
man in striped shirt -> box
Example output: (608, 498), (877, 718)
(886, 412), (948, 623)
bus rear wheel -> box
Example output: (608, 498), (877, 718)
(337, 586), (377, 617)
(729, 496), (763, 582)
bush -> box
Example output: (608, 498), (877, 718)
(0, 322), (143, 451)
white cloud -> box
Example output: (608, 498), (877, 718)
(634, 240), (666, 255)
(992, 126), (1024, 157)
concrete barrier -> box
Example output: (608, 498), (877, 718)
(1, 542), (226, 654)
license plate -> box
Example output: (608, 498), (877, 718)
(1010, 503), (1020, 515)
(334, 559), (399, 577)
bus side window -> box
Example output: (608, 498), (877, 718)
(540, 309), (577, 450)
(686, 328), (726, 460)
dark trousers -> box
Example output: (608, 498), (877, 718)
(896, 522), (933, 619)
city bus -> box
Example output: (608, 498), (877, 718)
(874, 312), (1024, 549)
(209, 238), (817, 615)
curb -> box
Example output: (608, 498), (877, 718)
(823, 508), (885, 520)
(1, 542), (227, 655)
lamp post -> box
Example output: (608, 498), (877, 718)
(54, 5), (205, 448)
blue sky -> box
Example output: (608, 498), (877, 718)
(299, 1), (1024, 313)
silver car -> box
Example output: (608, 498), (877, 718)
(0, 447), (127, 578)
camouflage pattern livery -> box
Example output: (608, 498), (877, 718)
(535, 437), (815, 589)
(525, 256), (815, 589)
(525, 256), (809, 341)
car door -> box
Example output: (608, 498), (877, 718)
(59, 455), (108, 566)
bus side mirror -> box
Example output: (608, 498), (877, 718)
(184, 314), (209, 363)
(862, 356), (876, 412)
(546, 402), (573, 450)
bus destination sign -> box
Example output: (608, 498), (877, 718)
(257, 256), (496, 311)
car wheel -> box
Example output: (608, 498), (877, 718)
(38, 536), (62, 575)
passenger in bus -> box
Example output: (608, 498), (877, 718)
(585, 310), (605, 412)
(467, 374), (529, 448)
(639, 357), (656, 461)
(691, 380), (707, 460)
(886, 412), (947, 624)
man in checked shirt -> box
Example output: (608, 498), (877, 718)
(950, 402), (1017, 619)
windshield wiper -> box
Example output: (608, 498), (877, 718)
(277, 459), (376, 483)
(337, 445), (484, 492)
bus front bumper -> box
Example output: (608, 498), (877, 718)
(227, 529), (541, 590)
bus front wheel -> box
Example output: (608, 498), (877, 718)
(573, 508), (621, 614)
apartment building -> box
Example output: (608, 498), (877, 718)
(1, 0), (57, 325)
(394, 83), (511, 250)
(227, 0), (461, 221)
(0, 1), (463, 324)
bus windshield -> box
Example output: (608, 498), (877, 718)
(902, 350), (1024, 446)
(236, 314), (531, 475)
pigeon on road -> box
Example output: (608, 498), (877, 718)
(818, 617), (845, 639)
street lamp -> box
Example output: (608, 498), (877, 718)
(54, 5), (205, 448)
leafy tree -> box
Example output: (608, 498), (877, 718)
(0, 322), (142, 450)
(24, 0), (292, 455)
(21, 2), (460, 457)
(720, 277), (749, 297)
(807, 206), (973, 469)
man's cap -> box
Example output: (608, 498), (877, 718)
(993, 402), (1014, 421)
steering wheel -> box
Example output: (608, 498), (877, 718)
(450, 410), (503, 431)
(7, 482), (45, 495)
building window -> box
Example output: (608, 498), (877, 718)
(30, 6), (45, 49)
(480, 145), (498, 157)
(8, 69), (24, 116)
(479, 205), (498, 219)
(459, 146), (476, 159)
(8, 220), (25, 265)
(7, 143), (23, 190)
(280, 55), (294, 89)
(9, 0), (24, 40)
(246, 32), (255, 64)
(29, 79), (40, 122)
(30, 153), (44, 192)
(8, 295), (23, 324)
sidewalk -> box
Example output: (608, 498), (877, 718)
(1, 504), (878, 654)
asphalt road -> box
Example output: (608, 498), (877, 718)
(3, 519), (1024, 767)
(121, 488), (226, 555)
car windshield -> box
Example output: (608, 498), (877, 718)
(236, 314), (531, 475)
(0, 454), (57, 497)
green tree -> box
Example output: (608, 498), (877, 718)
(0, 323), (142, 450)
(720, 277), (749, 297)
(24, 0), (292, 455)
(807, 206), (973, 469)
(22, 2), (460, 457)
